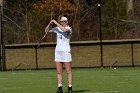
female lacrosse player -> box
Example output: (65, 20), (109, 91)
(48, 16), (73, 93)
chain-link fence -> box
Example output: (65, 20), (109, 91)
(3, 40), (139, 70)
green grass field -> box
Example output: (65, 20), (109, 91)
(0, 67), (140, 93)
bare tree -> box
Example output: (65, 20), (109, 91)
(4, 0), (37, 43)
(17, 0), (37, 43)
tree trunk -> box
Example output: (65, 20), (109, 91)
(127, 0), (134, 15)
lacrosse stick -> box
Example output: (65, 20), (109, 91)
(37, 23), (51, 48)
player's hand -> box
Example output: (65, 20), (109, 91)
(50, 20), (57, 24)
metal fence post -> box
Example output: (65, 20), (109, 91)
(35, 46), (38, 70)
(98, 0), (104, 68)
(0, 0), (6, 71)
(131, 43), (134, 67)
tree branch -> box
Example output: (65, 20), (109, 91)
(4, 15), (25, 30)
(113, 17), (140, 24)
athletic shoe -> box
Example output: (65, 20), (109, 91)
(68, 86), (73, 93)
(56, 86), (63, 93)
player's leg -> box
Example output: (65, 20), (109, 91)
(65, 62), (73, 93)
(56, 62), (63, 93)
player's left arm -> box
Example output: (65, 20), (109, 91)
(50, 20), (69, 32)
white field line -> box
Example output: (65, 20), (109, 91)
(3, 87), (23, 90)
(108, 91), (120, 93)
(93, 91), (120, 93)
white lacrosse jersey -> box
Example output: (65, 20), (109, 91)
(52, 26), (72, 52)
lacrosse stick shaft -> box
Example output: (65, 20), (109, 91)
(37, 23), (51, 48)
